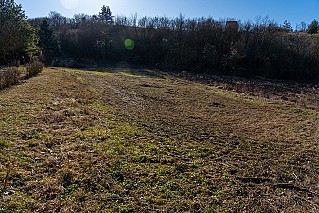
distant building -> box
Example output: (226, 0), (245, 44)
(226, 21), (239, 30)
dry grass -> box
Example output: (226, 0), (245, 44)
(174, 71), (319, 112)
(0, 68), (319, 212)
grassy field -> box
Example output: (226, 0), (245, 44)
(0, 67), (319, 212)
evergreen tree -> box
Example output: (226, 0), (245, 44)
(307, 20), (319, 34)
(38, 19), (61, 64)
(0, 0), (37, 62)
(99, 5), (113, 24)
(282, 20), (292, 32)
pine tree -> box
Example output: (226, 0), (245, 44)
(307, 20), (319, 34)
(99, 5), (113, 25)
(0, 0), (37, 62)
(38, 19), (61, 64)
(282, 20), (292, 32)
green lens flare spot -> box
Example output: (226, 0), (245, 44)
(125, 39), (135, 50)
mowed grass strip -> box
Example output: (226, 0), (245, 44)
(0, 68), (318, 212)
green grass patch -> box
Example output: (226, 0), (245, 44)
(0, 139), (10, 147)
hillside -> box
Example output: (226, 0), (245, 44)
(0, 68), (319, 212)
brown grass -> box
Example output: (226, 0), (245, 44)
(0, 67), (318, 212)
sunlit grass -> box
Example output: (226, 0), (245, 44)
(0, 67), (318, 212)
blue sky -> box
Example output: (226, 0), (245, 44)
(15, 0), (319, 27)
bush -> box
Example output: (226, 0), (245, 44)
(0, 67), (21, 90)
(25, 61), (44, 78)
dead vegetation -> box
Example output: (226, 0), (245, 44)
(0, 67), (20, 90)
(0, 68), (319, 212)
(175, 71), (319, 111)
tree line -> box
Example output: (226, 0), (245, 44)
(2, 1), (319, 81)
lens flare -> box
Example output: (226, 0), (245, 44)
(125, 39), (135, 50)
(60, 0), (79, 10)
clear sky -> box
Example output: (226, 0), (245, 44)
(15, 0), (319, 27)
